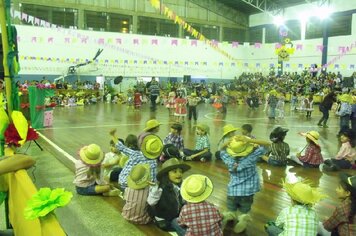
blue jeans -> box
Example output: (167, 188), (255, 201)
(269, 107), (276, 118)
(171, 218), (186, 236)
(339, 115), (350, 133)
(227, 195), (254, 213)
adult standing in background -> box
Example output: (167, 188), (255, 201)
(317, 91), (337, 128)
(148, 77), (160, 112)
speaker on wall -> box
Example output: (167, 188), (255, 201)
(183, 75), (191, 83)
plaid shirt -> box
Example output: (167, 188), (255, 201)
(178, 201), (223, 236)
(116, 141), (157, 189)
(299, 144), (323, 165)
(268, 142), (290, 163)
(195, 135), (210, 151)
(275, 205), (319, 236)
(323, 198), (356, 235)
(164, 133), (184, 150)
(220, 146), (266, 196)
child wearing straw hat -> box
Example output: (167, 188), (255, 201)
(122, 163), (153, 224)
(173, 174), (223, 236)
(289, 131), (324, 168)
(220, 135), (270, 233)
(265, 179), (326, 236)
(137, 119), (161, 147)
(110, 129), (162, 190)
(215, 124), (239, 160)
(182, 123), (212, 162)
(321, 173), (356, 235)
(147, 158), (191, 232)
(73, 144), (118, 196)
(187, 92), (201, 121)
(262, 127), (290, 166)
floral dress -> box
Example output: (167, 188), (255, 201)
(174, 97), (187, 117)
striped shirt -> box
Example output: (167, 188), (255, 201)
(220, 146), (266, 196)
(122, 187), (151, 224)
(195, 135), (210, 151)
(178, 201), (223, 236)
(275, 205), (319, 236)
(164, 133), (184, 150)
(117, 141), (157, 189)
(268, 142), (290, 164)
(73, 160), (96, 188)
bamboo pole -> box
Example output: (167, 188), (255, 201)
(0, 0), (13, 120)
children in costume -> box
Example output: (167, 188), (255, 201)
(321, 173), (356, 235)
(73, 144), (118, 196)
(183, 123), (212, 162)
(336, 93), (352, 133)
(161, 123), (184, 162)
(137, 119), (161, 147)
(262, 127), (290, 166)
(322, 129), (356, 171)
(174, 93), (187, 123)
(220, 135), (270, 233)
(147, 158), (191, 232)
(186, 93), (201, 121)
(122, 164), (152, 224)
(175, 174), (223, 236)
(289, 131), (324, 168)
(265, 180), (326, 236)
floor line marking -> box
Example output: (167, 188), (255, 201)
(38, 132), (76, 163)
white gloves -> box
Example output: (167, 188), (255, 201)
(147, 185), (163, 206)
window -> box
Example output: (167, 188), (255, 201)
(21, 4), (50, 25)
(306, 17), (323, 39)
(248, 27), (262, 43)
(265, 25), (279, 43)
(285, 20), (301, 40)
(138, 17), (158, 36)
(201, 25), (219, 40)
(85, 11), (107, 31)
(328, 14), (351, 37)
(159, 20), (179, 37)
(52, 8), (77, 28)
(223, 27), (246, 42)
(108, 13), (131, 33)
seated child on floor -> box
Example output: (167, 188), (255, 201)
(183, 123), (212, 162)
(322, 129), (356, 171)
(265, 179), (326, 236)
(174, 174), (223, 236)
(215, 124), (239, 160)
(73, 144), (119, 196)
(262, 127), (290, 166)
(320, 173), (356, 235)
(161, 123), (184, 162)
(289, 131), (324, 168)
(122, 164), (153, 224)
(241, 124), (255, 139)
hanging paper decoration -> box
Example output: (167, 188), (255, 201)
(275, 36), (295, 61)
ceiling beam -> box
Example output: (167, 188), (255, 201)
(239, 0), (283, 15)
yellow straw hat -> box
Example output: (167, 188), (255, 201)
(157, 158), (191, 180)
(222, 124), (239, 138)
(127, 164), (151, 190)
(79, 144), (104, 166)
(226, 139), (255, 157)
(338, 94), (353, 104)
(181, 174), (213, 203)
(283, 180), (326, 205)
(118, 154), (129, 168)
(143, 119), (161, 131)
(141, 134), (163, 159)
(300, 131), (320, 145)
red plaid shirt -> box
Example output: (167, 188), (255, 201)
(323, 198), (356, 235)
(299, 144), (323, 165)
(178, 201), (223, 236)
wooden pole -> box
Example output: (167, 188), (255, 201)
(0, 0), (13, 120)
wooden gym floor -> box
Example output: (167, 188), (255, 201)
(32, 101), (355, 236)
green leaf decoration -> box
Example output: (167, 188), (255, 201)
(24, 187), (72, 220)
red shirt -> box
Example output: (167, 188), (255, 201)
(178, 201), (223, 236)
(299, 144), (323, 165)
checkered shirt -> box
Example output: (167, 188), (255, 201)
(323, 198), (356, 235)
(220, 146), (266, 196)
(116, 141), (157, 189)
(275, 205), (319, 236)
(195, 135), (210, 151)
(178, 201), (223, 236)
(164, 133), (184, 150)
(299, 144), (323, 165)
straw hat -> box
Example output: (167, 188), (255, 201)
(338, 94), (353, 104)
(226, 139), (255, 157)
(191, 93), (197, 97)
(118, 154), (129, 168)
(143, 119), (161, 131)
(181, 174), (213, 203)
(284, 180), (326, 205)
(127, 164), (151, 190)
(79, 144), (104, 166)
(195, 123), (210, 134)
(222, 124), (239, 138)
(141, 134), (163, 159)
(269, 89), (278, 96)
(300, 131), (319, 145)
(157, 158), (191, 180)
